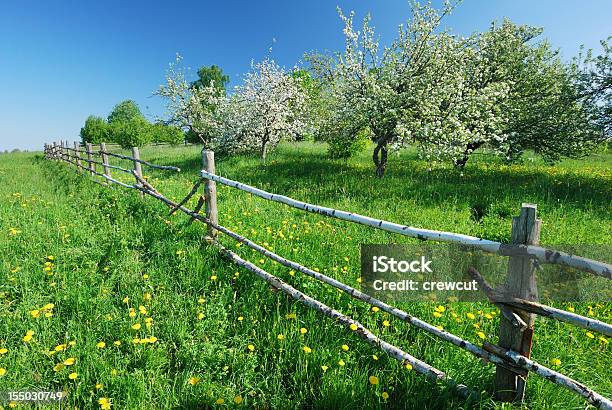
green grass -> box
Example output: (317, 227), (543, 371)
(0, 142), (610, 409)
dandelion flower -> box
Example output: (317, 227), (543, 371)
(234, 395), (243, 404)
(372, 355), (379, 361)
(148, 336), (158, 344)
(96, 341), (106, 349)
(277, 334), (285, 341)
(338, 359), (345, 367)
(0, 368), (6, 376)
(68, 372), (78, 380)
(138, 305), (147, 315)
(96, 383), (104, 390)
(98, 397), (112, 409)
(349, 324), (358, 331)
(247, 344), (255, 352)
(341, 344), (349, 351)
(371, 307), (379, 313)
(114, 341), (121, 346)
(567, 306), (575, 312)
(435, 305), (446, 313)
(286, 313), (296, 320)
(467, 313), (476, 320)
(131, 323), (141, 330)
(382, 320), (390, 327)
(0, 348), (8, 355)
(302, 346), (312, 353)
(600, 337), (608, 345)
(197, 313), (204, 320)
(368, 375), (379, 385)
(198, 298), (205, 304)
(382, 392), (389, 400)
(433, 312), (442, 318)
(188, 376), (200, 385)
(405, 363), (413, 370)
(321, 365), (329, 372)
(53, 363), (64, 372)
(30, 309), (40, 318)
(23, 330), (34, 342)
(299, 327), (307, 335)
(215, 398), (225, 405)
(551, 358), (561, 366)
(586, 332), (595, 339)
(238, 316), (244, 322)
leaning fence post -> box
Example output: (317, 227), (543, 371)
(495, 203), (541, 403)
(86, 143), (95, 176)
(202, 150), (218, 238)
(59, 140), (65, 162)
(74, 141), (82, 173)
(100, 142), (112, 184)
(132, 146), (144, 197)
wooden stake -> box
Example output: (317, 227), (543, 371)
(202, 150), (218, 238)
(74, 142), (82, 173)
(86, 143), (95, 176)
(495, 203), (541, 403)
(100, 142), (111, 184)
(131, 146), (144, 197)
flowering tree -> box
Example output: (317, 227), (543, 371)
(213, 58), (307, 161)
(155, 55), (225, 146)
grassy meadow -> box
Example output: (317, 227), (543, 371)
(0, 142), (610, 409)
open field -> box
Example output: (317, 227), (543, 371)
(0, 142), (610, 409)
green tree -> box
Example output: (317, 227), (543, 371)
(110, 118), (151, 148)
(107, 100), (145, 124)
(150, 123), (184, 144)
(192, 65), (230, 94)
(80, 115), (109, 144)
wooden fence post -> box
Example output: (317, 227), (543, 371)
(132, 146), (144, 197)
(100, 142), (111, 184)
(86, 143), (95, 176)
(74, 142), (82, 173)
(495, 203), (541, 403)
(59, 141), (65, 162)
(202, 150), (218, 238)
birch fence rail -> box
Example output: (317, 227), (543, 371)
(43, 140), (612, 409)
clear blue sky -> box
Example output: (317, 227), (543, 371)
(1, 0), (610, 151)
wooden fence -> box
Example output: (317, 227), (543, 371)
(43, 141), (612, 409)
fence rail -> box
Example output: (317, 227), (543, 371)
(43, 142), (612, 409)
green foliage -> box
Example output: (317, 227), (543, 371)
(109, 118), (151, 148)
(192, 65), (230, 94)
(80, 115), (109, 144)
(149, 123), (184, 145)
(327, 126), (370, 159)
(107, 100), (145, 124)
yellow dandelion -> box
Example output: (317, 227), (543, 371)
(148, 336), (158, 344)
(321, 365), (329, 372)
(382, 391), (389, 400)
(286, 313), (297, 320)
(210, 275), (217, 281)
(113, 340), (121, 346)
(234, 395), (243, 404)
(23, 330), (34, 342)
(138, 305), (147, 315)
(341, 344), (349, 351)
(0, 348), (8, 355)
(467, 313), (476, 320)
(63, 358), (75, 366)
(247, 344), (255, 352)
(300, 327), (308, 335)
(277, 334), (285, 341)
(0, 368), (6, 376)
(586, 332), (595, 339)
(477, 332), (486, 340)
(567, 306), (575, 312)
(551, 358), (562, 366)
(433, 312), (442, 318)
(382, 320), (390, 327)
(131, 323), (141, 330)
(128, 309), (136, 318)
(338, 359), (345, 367)
(197, 313), (204, 320)
(372, 354), (379, 361)
(303, 346), (312, 353)
(371, 306), (380, 313)
(53, 363), (64, 372)
(405, 363), (413, 370)
(238, 316), (244, 322)
(96, 341), (106, 349)
(198, 298), (205, 304)
(368, 375), (379, 385)
(30, 309), (40, 318)
(68, 372), (78, 380)
(98, 397), (112, 409)
(96, 383), (104, 390)
(188, 376), (200, 385)
(349, 323), (358, 331)
(215, 398), (225, 405)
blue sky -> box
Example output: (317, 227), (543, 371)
(1, 1), (610, 151)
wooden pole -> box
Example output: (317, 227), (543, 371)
(131, 146), (144, 197)
(202, 150), (218, 238)
(100, 142), (111, 184)
(86, 143), (95, 176)
(495, 203), (541, 403)
(74, 142), (82, 173)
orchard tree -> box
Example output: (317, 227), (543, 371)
(110, 118), (151, 148)
(213, 58), (307, 161)
(107, 100), (145, 124)
(80, 115), (109, 144)
(155, 55), (226, 145)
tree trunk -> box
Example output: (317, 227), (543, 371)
(373, 141), (388, 178)
(453, 141), (484, 169)
(260, 141), (267, 163)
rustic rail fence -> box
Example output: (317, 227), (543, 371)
(43, 141), (612, 409)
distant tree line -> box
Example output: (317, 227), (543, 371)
(80, 100), (184, 148)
